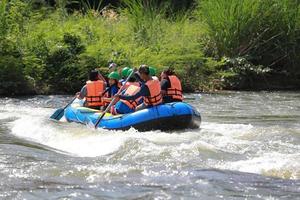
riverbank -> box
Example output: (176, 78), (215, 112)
(0, 0), (299, 95)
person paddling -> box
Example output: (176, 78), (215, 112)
(107, 71), (120, 97)
(102, 71), (121, 107)
(77, 69), (106, 109)
(160, 67), (183, 103)
(114, 65), (162, 111)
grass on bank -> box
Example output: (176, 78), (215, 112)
(0, 0), (300, 95)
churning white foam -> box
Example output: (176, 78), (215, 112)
(9, 113), (200, 157)
(9, 109), (210, 157)
(11, 116), (130, 157)
(217, 152), (300, 179)
(8, 110), (300, 180)
(9, 115), (256, 158)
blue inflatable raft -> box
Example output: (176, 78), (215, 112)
(64, 99), (201, 131)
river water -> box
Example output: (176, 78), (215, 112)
(0, 92), (299, 199)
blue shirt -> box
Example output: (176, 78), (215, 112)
(119, 79), (126, 85)
(108, 84), (119, 97)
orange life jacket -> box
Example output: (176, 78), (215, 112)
(120, 85), (142, 109)
(86, 80), (105, 107)
(144, 79), (162, 106)
(166, 75), (183, 101)
(124, 81), (140, 90)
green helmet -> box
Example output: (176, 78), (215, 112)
(149, 66), (156, 76)
(121, 67), (130, 78)
(108, 71), (120, 80)
(126, 68), (134, 77)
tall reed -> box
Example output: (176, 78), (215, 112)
(198, 0), (300, 72)
(120, 0), (167, 45)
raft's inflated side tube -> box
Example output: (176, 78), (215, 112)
(65, 100), (201, 131)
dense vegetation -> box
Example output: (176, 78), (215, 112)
(0, 0), (299, 95)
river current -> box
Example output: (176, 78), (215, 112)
(0, 92), (299, 199)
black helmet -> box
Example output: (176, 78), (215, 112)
(163, 67), (175, 76)
(138, 64), (150, 75)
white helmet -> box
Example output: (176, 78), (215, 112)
(109, 62), (117, 69)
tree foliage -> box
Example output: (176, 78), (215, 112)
(0, 0), (299, 95)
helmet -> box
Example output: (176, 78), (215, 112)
(109, 62), (117, 69)
(149, 66), (156, 76)
(138, 64), (150, 75)
(121, 67), (130, 78)
(163, 66), (175, 76)
(126, 68), (134, 77)
(108, 71), (120, 80)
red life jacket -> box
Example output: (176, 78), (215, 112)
(120, 85), (142, 109)
(166, 75), (183, 101)
(86, 80), (105, 107)
(144, 79), (162, 106)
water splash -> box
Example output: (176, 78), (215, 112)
(3, 94), (300, 182)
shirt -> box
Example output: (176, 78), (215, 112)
(161, 78), (171, 91)
(160, 78), (173, 103)
(108, 84), (119, 97)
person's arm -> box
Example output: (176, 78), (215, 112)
(160, 79), (170, 96)
(103, 86), (127, 102)
(77, 85), (87, 99)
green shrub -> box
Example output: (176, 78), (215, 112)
(0, 0), (299, 95)
(0, 56), (26, 95)
(0, 39), (30, 95)
(221, 57), (271, 89)
(198, 0), (300, 74)
(0, 0), (8, 37)
(43, 33), (85, 93)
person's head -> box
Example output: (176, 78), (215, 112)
(160, 67), (175, 80)
(149, 66), (156, 77)
(108, 62), (117, 72)
(108, 71), (120, 85)
(138, 64), (151, 81)
(121, 67), (130, 79)
(126, 68), (136, 82)
(89, 70), (99, 81)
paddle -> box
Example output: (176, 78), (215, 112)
(93, 69), (135, 129)
(101, 86), (110, 97)
(50, 96), (77, 121)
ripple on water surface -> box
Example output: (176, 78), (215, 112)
(0, 92), (299, 199)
